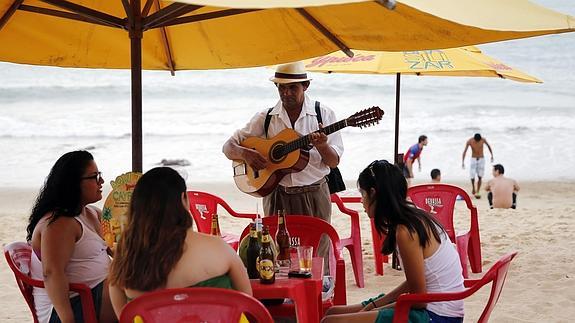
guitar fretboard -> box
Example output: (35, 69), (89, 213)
(275, 119), (348, 158)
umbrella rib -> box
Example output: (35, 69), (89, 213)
(142, 0), (155, 18)
(121, 0), (132, 22)
(154, 8), (259, 29)
(143, 3), (200, 30)
(40, 0), (125, 29)
(154, 0), (175, 75)
(295, 8), (354, 58)
(0, 0), (24, 31)
(18, 4), (121, 29)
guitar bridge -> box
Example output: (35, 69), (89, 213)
(233, 163), (247, 176)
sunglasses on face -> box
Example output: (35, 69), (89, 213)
(81, 172), (103, 183)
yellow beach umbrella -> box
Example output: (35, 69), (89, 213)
(0, 0), (573, 171)
(303, 46), (542, 159)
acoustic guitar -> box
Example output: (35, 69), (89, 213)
(232, 106), (384, 197)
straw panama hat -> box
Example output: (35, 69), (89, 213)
(269, 61), (313, 84)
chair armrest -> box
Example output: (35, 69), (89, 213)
(463, 279), (480, 288)
(394, 289), (472, 323)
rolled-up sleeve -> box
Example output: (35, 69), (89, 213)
(231, 110), (267, 144)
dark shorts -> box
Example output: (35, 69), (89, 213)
(402, 164), (412, 178)
(49, 281), (103, 323)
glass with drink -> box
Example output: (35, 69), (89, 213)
(297, 245), (313, 272)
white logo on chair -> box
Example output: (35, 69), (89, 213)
(195, 204), (208, 220)
(425, 197), (443, 215)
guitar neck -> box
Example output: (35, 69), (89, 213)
(282, 119), (348, 155)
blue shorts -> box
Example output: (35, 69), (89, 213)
(49, 281), (103, 323)
(362, 293), (463, 323)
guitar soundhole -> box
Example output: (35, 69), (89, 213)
(270, 142), (286, 163)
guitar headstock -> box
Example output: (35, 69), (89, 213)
(347, 106), (384, 128)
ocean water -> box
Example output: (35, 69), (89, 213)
(1, 0), (574, 188)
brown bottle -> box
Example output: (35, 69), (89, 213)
(275, 210), (291, 268)
(259, 225), (275, 284)
(392, 249), (402, 270)
(246, 223), (261, 279)
(210, 213), (220, 236)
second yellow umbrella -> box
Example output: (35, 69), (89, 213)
(303, 46), (542, 159)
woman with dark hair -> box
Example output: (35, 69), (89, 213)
(27, 150), (116, 323)
(322, 160), (464, 323)
(108, 167), (251, 318)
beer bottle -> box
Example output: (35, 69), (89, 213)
(392, 249), (402, 270)
(275, 210), (290, 268)
(246, 223), (261, 279)
(259, 225), (275, 284)
(255, 212), (263, 241)
(210, 213), (220, 236)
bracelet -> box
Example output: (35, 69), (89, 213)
(371, 300), (377, 308)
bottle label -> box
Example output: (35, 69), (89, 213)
(262, 234), (271, 243)
(259, 259), (274, 279)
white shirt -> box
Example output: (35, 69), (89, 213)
(231, 94), (344, 187)
(31, 206), (110, 323)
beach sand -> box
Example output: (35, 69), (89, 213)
(1, 180), (574, 322)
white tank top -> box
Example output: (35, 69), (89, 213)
(30, 206), (110, 323)
(399, 225), (465, 318)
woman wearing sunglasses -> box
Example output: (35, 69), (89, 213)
(26, 150), (116, 323)
(322, 160), (464, 323)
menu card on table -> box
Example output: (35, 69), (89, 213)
(101, 172), (142, 248)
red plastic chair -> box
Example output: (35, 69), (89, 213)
(187, 191), (257, 251)
(240, 215), (347, 316)
(3, 241), (97, 323)
(330, 193), (364, 287)
(407, 183), (482, 277)
(338, 195), (389, 276)
(393, 252), (518, 323)
(119, 287), (273, 323)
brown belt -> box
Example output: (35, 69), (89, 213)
(278, 178), (326, 195)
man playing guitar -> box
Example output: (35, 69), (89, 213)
(222, 61), (344, 271)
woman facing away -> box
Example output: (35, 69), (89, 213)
(323, 160), (464, 323)
(26, 150), (116, 323)
(108, 167), (252, 318)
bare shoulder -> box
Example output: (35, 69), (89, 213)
(396, 224), (416, 242)
(44, 215), (82, 239)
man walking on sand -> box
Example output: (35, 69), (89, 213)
(485, 164), (520, 209)
(403, 135), (428, 186)
(462, 133), (494, 198)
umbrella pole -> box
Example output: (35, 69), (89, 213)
(130, 0), (143, 172)
(394, 73), (401, 164)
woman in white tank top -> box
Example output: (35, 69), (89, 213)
(26, 151), (116, 323)
(322, 160), (464, 323)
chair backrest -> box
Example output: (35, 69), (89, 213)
(4, 241), (98, 323)
(392, 251), (518, 323)
(187, 190), (256, 233)
(476, 252), (518, 322)
(119, 287), (273, 323)
(4, 241), (38, 322)
(407, 184), (476, 242)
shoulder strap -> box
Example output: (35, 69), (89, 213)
(264, 107), (273, 138)
(315, 101), (322, 124)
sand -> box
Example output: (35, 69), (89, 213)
(1, 180), (574, 322)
